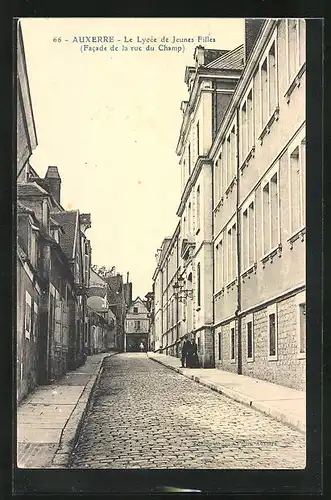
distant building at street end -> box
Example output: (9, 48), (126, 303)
(125, 297), (150, 352)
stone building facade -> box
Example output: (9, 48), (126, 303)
(152, 19), (306, 390)
(16, 22), (93, 401)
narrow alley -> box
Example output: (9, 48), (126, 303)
(69, 353), (306, 469)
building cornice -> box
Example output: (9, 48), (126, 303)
(176, 67), (242, 157)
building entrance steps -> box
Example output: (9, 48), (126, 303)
(16, 352), (119, 468)
(147, 352), (306, 434)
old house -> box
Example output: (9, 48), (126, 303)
(106, 273), (131, 352)
(125, 297), (150, 352)
(87, 268), (117, 353)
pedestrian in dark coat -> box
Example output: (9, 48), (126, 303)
(186, 339), (200, 368)
(181, 335), (191, 367)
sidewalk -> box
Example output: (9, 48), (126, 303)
(17, 351), (118, 468)
(147, 352), (306, 434)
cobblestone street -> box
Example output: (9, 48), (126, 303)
(70, 353), (306, 469)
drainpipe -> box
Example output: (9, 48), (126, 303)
(212, 80), (217, 140)
(211, 157), (215, 368)
(236, 106), (242, 375)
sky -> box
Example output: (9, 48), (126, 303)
(20, 18), (245, 298)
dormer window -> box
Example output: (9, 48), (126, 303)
(42, 200), (49, 232)
(133, 307), (138, 313)
(52, 229), (60, 244)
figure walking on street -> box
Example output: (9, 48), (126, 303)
(139, 342), (145, 353)
(181, 335), (191, 368)
(186, 338), (200, 368)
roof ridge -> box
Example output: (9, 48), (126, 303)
(206, 44), (244, 69)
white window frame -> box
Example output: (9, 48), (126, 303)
(267, 304), (278, 360)
(285, 19), (306, 90)
(261, 162), (280, 259)
(296, 290), (306, 359)
(241, 192), (256, 273)
(33, 301), (38, 342)
(226, 215), (237, 286)
(224, 118), (237, 191)
(230, 320), (236, 362)
(218, 328), (222, 361)
(288, 129), (306, 238)
(259, 31), (278, 133)
(240, 83), (255, 165)
(196, 120), (200, 156)
(245, 313), (254, 362)
(25, 291), (32, 340)
(196, 185), (201, 234)
(214, 233), (224, 294)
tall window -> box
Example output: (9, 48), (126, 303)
(188, 202), (192, 235)
(30, 230), (37, 268)
(188, 144), (191, 176)
(226, 222), (236, 284)
(214, 158), (219, 203)
(261, 57), (268, 127)
(218, 331), (222, 360)
(296, 291), (306, 357)
(214, 149), (223, 203)
(230, 126), (236, 180)
(268, 305), (278, 359)
(25, 291), (32, 340)
(196, 121), (200, 156)
(262, 167), (280, 256)
(299, 303), (306, 354)
(230, 326), (235, 361)
(286, 19), (306, 86)
(135, 320), (141, 330)
(260, 40), (278, 130)
(270, 173), (279, 249)
(197, 262), (201, 307)
(32, 302), (38, 342)
(289, 137), (306, 234)
(215, 238), (224, 292)
(242, 199), (255, 270)
(196, 185), (201, 233)
(246, 317), (254, 360)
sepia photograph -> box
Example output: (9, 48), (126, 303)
(15, 17), (310, 482)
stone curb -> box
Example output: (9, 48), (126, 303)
(148, 354), (306, 435)
(51, 352), (119, 467)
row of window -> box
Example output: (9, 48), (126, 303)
(218, 296), (306, 362)
(214, 133), (305, 290)
(213, 19), (306, 200)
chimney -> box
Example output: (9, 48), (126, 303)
(194, 45), (205, 67)
(127, 272), (129, 283)
(244, 19), (265, 63)
(45, 166), (61, 204)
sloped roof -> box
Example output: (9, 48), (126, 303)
(90, 268), (107, 287)
(51, 210), (78, 259)
(206, 44), (244, 71)
(17, 182), (49, 198)
(17, 200), (34, 214)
